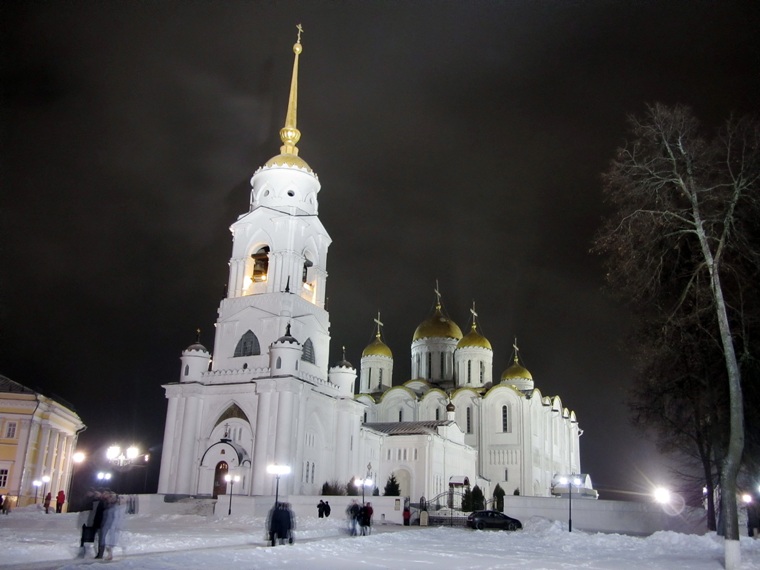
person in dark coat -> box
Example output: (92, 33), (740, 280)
(269, 503), (294, 546)
(43, 492), (52, 514)
(317, 499), (325, 518)
(56, 490), (65, 513)
(324, 501), (331, 517)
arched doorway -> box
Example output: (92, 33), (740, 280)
(213, 461), (229, 498)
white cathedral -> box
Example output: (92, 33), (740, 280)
(157, 31), (582, 504)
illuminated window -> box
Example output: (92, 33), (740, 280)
(251, 246), (270, 282)
(234, 330), (260, 357)
(0, 469), (7, 487)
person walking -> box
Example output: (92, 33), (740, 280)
(347, 500), (360, 536)
(317, 499), (325, 518)
(102, 494), (126, 560)
(361, 502), (374, 536)
(324, 501), (331, 517)
(43, 492), (52, 514)
(56, 490), (65, 513)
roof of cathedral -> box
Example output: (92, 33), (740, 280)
(456, 322), (492, 350)
(413, 304), (463, 341)
(363, 420), (455, 435)
(362, 334), (393, 358)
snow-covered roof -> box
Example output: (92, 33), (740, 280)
(363, 420), (455, 435)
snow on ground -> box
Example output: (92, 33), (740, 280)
(2, 505), (760, 569)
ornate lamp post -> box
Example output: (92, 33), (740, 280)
(224, 473), (240, 515)
(266, 464), (291, 507)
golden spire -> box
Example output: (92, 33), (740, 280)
(279, 24), (303, 156)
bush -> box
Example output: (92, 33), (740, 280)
(321, 480), (346, 496)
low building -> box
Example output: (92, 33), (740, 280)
(0, 374), (85, 510)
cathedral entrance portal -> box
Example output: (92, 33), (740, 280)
(213, 461), (229, 498)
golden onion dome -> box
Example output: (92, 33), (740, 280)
(264, 153), (313, 172)
(457, 323), (492, 350)
(501, 356), (533, 381)
(362, 334), (393, 358)
(413, 305), (463, 341)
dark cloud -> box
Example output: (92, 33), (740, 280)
(2, 1), (758, 497)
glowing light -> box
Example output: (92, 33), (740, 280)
(741, 494), (752, 504)
(73, 451), (86, 463)
(654, 487), (671, 504)
(267, 464), (291, 476)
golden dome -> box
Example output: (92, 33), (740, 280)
(457, 323), (492, 350)
(501, 356), (533, 381)
(413, 306), (463, 341)
(264, 153), (313, 172)
(362, 334), (393, 358)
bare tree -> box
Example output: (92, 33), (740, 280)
(594, 104), (760, 569)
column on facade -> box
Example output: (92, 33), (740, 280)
(274, 388), (295, 494)
(176, 395), (201, 494)
(53, 432), (68, 495)
(334, 407), (349, 481)
(157, 396), (180, 493)
(252, 390), (273, 495)
(59, 435), (76, 507)
(34, 426), (51, 480)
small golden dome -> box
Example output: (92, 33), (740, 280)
(362, 335), (393, 358)
(457, 323), (492, 350)
(413, 306), (463, 341)
(264, 153), (313, 172)
(501, 357), (533, 381)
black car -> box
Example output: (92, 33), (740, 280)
(466, 510), (522, 531)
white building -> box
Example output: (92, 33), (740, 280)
(158, 31), (583, 505)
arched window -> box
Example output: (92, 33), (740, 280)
(399, 409), (403, 422)
(480, 362), (485, 383)
(502, 405), (510, 432)
(467, 361), (472, 383)
(184, 365), (189, 376)
(466, 406), (472, 433)
(378, 368), (383, 387)
(301, 338), (315, 364)
(415, 354), (420, 377)
(436, 408), (440, 421)
(276, 356), (282, 369)
(251, 246), (270, 282)
(427, 354), (432, 379)
(234, 330), (260, 357)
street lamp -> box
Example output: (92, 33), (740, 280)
(41, 475), (51, 500)
(96, 471), (112, 485)
(266, 464), (291, 507)
(224, 473), (240, 515)
(355, 462), (373, 505)
(33, 480), (42, 503)
(558, 475), (581, 532)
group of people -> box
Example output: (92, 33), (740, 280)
(316, 499), (332, 518)
(80, 489), (126, 560)
(42, 490), (66, 514)
(267, 502), (295, 546)
(346, 500), (373, 536)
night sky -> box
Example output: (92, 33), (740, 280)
(2, 2), (758, 500)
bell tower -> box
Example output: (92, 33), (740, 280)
(211, 27), (332, 378)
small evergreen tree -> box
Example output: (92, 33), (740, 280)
(472, 485), (485, 511)
(321, 480), (347, 495)
(461, 487), (473, 511)
(372, 486), (380, 496)
(346, 478), (359, 496)
(493, 483), (505, 512)
(383, 473), (401, 496)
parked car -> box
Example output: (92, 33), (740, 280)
(466, 510), (522, 531)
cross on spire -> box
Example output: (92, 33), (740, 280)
(296, 23), (303, 43)
(513, 337), (520, 364)
(434, 280), (442, 307)
(196, 328), (201, 343)
(374, 311), (384, 338)
(470, 301), (478, 330)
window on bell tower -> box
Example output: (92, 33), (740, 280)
(301, 338), (316, 364)
(251, 246), (270, 282)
